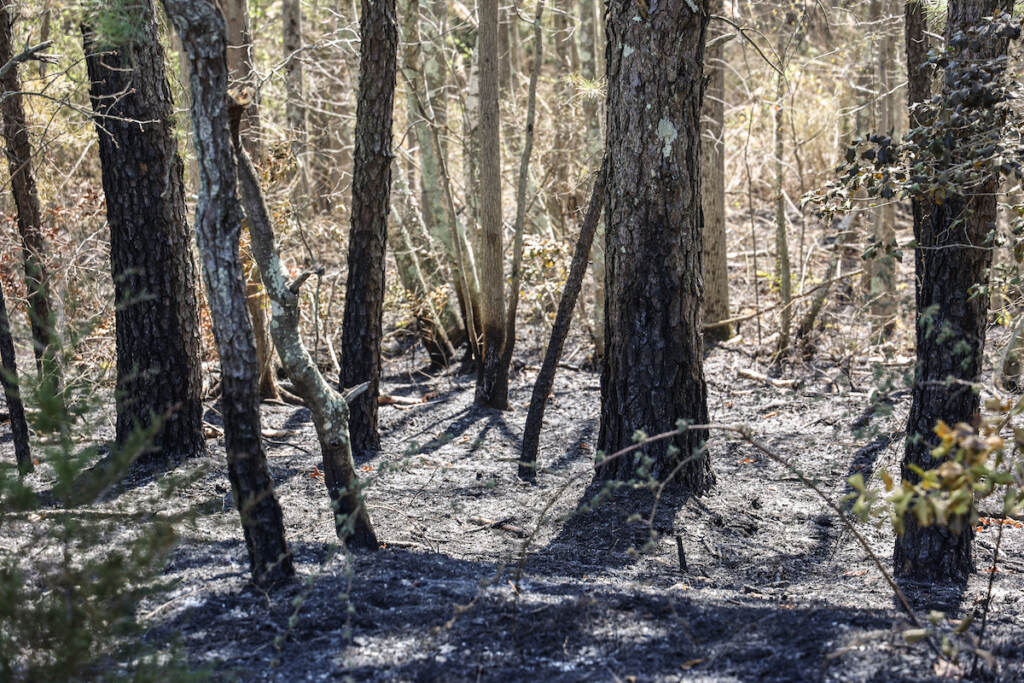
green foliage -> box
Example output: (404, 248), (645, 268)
(0, 354), (207, 679)
(812, 12), (1023, 216)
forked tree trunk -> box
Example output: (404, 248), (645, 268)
(474, 0), (507, 409)
(597, 0), (713, 492)
(0, 1), (61, 391)
(221, 0), (279, 400)
(340, 0), (398, 456)
(701, 0), (730, 341)
(161, 0), (294, 588)
(231, 96), (378, 548)
(0, 281), (30, 474)
(83, 0), (205, 465)
(893, 0), (1012, 583)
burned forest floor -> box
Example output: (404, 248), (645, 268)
(6, 327), (1024, 682)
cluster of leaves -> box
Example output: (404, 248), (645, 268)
(0, 354), (206, 679)
(81, 0), (148, 49)
(811, 12), (1023, 217)
(848, 409), (1023, 536)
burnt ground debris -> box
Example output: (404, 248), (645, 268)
(4, 337), (1024, 681)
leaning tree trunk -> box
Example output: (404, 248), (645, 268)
(0, 280), (30, 474)
(83, 0), (205, 465)
(473, 0), (508, 409)
(701, 0), (730, 341)
(893, 0), (1012, 583)
(222, 0), (279, 400)
(161, 0), (294, 588)
(230, 96), (378, 548)
(597, 0), (713, 492)
(340, 0), (398, 456)
(0, 1), (61, 390)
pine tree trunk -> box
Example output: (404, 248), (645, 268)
(0, 1), (61, 389)
(701, 0), (730, 341)
(473, 0), (508, 409)
(83, 0), (205, 465)
(161, 0), (294, 588)
(893, 0), (1012, 583)
(340, 0), (397, 456)
(597, 0), (713, 492)
(0, 280), (30, 474)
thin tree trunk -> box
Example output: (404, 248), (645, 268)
(83, 0), (205, 465)
(474, 0), (507, 409)
(497, 0), (545, 395)
(231, 96), (378, 548)
(283, 0), (311, 214)
(580, 0), (604, 361)
(597, 0), (713, 491)
(340, 0), (398, 456)
(520, 160), (605, 481)
(221, 0), (279, 400)
(0, 1), (61, 391)
(868, 0), (896, 338)
(162, 0), (294, 588)
(0, 281), (30, 474)
(893, 0), (1012, 583)
(773, 33), (792, 355)
(701, 0), (730, 341)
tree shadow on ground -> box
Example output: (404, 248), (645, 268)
(150, 538), (900, 682)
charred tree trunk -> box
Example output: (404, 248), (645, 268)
(282, 0), (311, 213)
(893, 0), (1011, 583)
(597, 0), (713, 492)
(0, 281), (30, 474)
(520, 160), (605, 481)
(473, 0), (508, 409)
(0, 1), (60, 388)
(340, 0), (397, 456)
(161, 0), (294, 588)
(83, 1), (205, 465)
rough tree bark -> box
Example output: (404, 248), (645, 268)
(701, 0), (730, 341)
(597, 0), (713, 491)
(83, 0), (205, 465)
(161, 0), (294, 588)
(0, 1), (61, 387)
(0, 280), (30, 474)
(520, 160), (605, 481)
(230, 95), (378, 548)
(473, 0), (507, 409)
(893, 0), (1012, 583)
(340, 0), (398, 456)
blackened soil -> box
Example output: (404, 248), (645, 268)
(7, 340), (1024, 681)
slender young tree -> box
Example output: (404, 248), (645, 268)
(597, 0), (713, 491)
(701, 0), (730, 340)
(161, 0), (294, 588)
(83, 0), (205, 464)
(282, 0), (311, 212)
(340, 0), (398, 456)
(893, 0), (1013, 582)
(0, 1), (60, 386)
(0, 280), (30, 474)
(473, 0), (507, 409)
